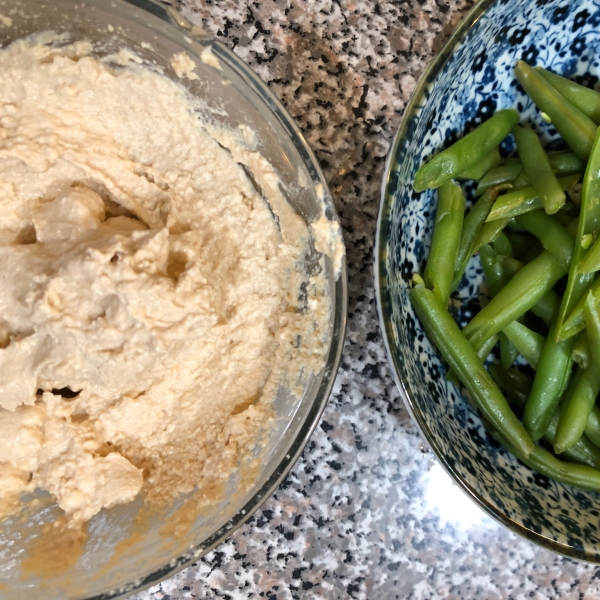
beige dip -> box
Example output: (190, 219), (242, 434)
(0, 35), (330, 526)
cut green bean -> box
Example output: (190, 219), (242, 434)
(414, 109), (520, 192)
(477, 334), (499, 364)
(480, 244), (504, 297)
(583, 292), (600, 373)
(502, 321), (544, 369)
(424, 180), (465, 304)
(572, 331), (590, 369)
(513, 210), (575, 271)
(473, 217), (511, 252)
(476, 161), (523, 196)
(475, 152), (584, 197)
(486, 175), (579, 222)
(585, 406), (600, 449)
(491, 366), (600, 469)
(497, 255), (523, 279)
(554, 417), (600, 470)
(514, 126), (566, 215)
(536, 67), (600, 124)
(523, 317), (575, 441)
(556, 126), (600, 340)
(515, 61), (597, 161)
(492, 232), (513, 258)
(559, 276), (600, 341)
(493, 428), (600, 493)
(500, 332), (519, 370)
(466, 219), (577, 352)
(511, 170), (532, 190)
(530, 289), (561, 326)
(410, 283), (534, 457)
(478, 247), (519, 370)
(451, 187), (499, 291)
(578, 236), (600, 274)
(456, 147), (503, 180)
(554, 362), (600, 455)
(463, 250), (569, 352)
(547, 151), (587, 176)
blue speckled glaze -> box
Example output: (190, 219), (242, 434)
(377, 0), (600, 560)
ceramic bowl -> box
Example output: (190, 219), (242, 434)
(377, 0), (600, 560)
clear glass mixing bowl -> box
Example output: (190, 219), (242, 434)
(0, 1), (347, 597)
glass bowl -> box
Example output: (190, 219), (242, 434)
(0, 0), (347, 597)
(377, 0), (600, 562)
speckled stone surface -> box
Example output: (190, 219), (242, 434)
(133, 1), (600, 598)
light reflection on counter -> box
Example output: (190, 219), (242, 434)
(424, 462), (494, 530)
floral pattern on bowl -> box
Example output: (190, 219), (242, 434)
(377, 0), (600, 560)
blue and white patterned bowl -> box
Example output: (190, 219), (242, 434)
(376, 0), (600, 560)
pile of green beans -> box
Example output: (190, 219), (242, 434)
(410, 60), (600, 492)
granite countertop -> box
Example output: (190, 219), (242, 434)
(135, 1), (600, 598)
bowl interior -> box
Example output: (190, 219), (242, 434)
(0, 1), (346, 598)
(378, 0), (600, 561)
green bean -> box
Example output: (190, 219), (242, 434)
(451, 187), (499, 291)
(473, 218), (511, 252)
(511, 170), (532, 191)
(553, 416), (600, 470)
(423, 180), (465, 304)
(414, 109), (520, 192)
(500, 333), (519, 370)
(456, 147), (503, 180)
(523, 318), (575, 441)
(480, 244), (504, 296)
(513, 211), (575, 271)
(583, 292), (600, 373)
(514, 126), (566, 214)
(464, 250), (567, 355)
(466, 219), (577, 352)
(492, 232), (513, 258)
(493, 428), (600, 492)
(556, 126), (600, 340)
(491, 366), (600, 469)
(547, 151), (587, 176)
(486, 175), (579, 222)
(502, 321), (544, 369)
(475, 161), (523, 196)
(515, 61), (597, 161)
(475, 152), (583, 197)
(572, 331), (590, 369)
(410, 283), (534, 457)
(477, 334), (499, 364)
(480, 248), (544, 370)
(578, 235), (600, 274)
(536, 67), (600, 124)
(478, 247), (519, 369)
(497, 255), (522, 279)
(585, 406), (600, 449)
(554, 361), (600, 455)
(559, 275), (600, 341)
(530, 288), (561, 326)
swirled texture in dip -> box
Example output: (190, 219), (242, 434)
(0, 35), (329, 525)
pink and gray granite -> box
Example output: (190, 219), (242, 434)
(133, 0), (600, 598)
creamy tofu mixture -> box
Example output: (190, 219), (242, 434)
(0, 35), (330, 526)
